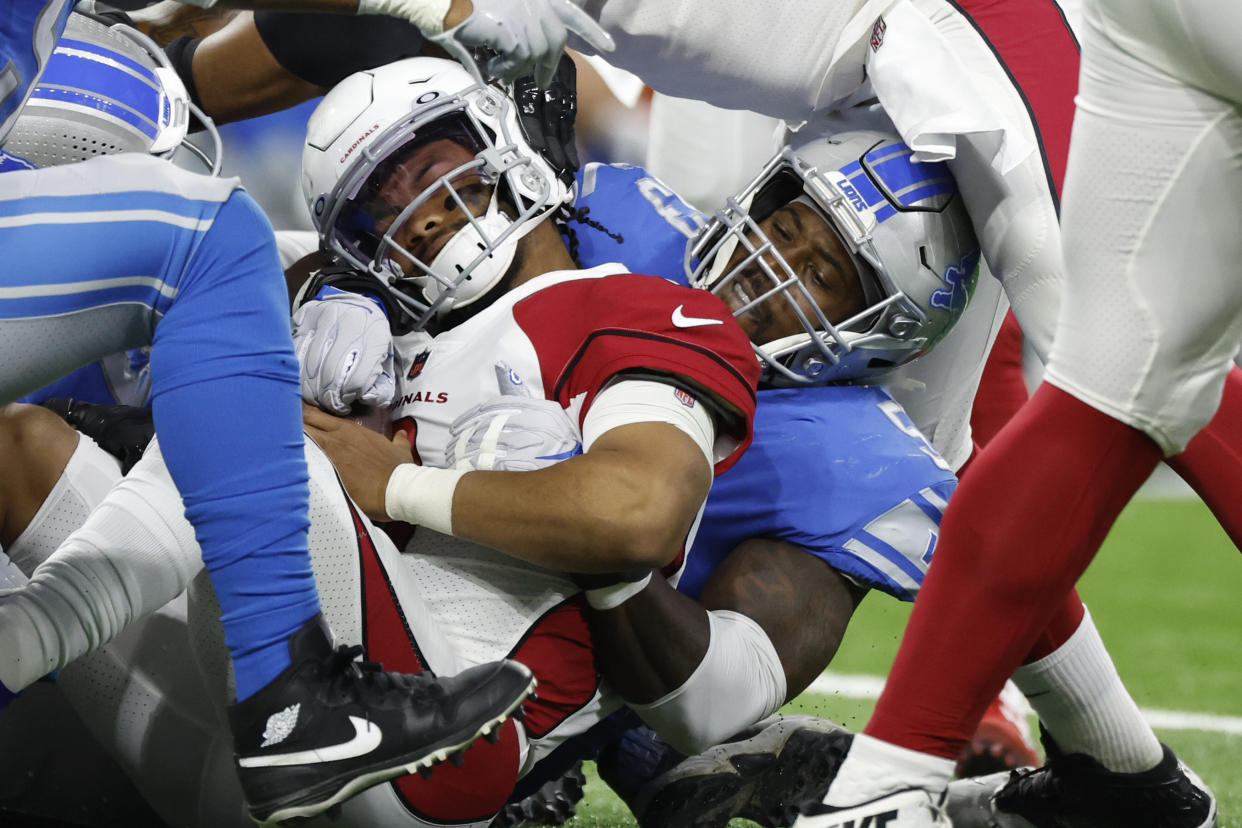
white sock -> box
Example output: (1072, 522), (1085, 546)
(823, 733), (954, 806)
(0, 440), (202, 691)
(1012, 607), (1162, 773)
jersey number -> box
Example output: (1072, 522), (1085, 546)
(877, 399), (952, 472)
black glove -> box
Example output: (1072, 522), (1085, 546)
(42, 399), (154, 474)
(513, 54), (580, 186)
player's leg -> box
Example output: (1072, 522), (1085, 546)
(0, 156), (534, 822)
(1165, 365), (1242, 548)
(592, 537), (858, 828)
(968, 310), (1027, 447)
(802, 0), (1242, 824)
(0, 403), (81, 553)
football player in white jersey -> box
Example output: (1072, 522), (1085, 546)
(804, 0), (1240, 826)
(0, 53), (758, 828)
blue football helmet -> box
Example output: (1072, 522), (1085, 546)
(3, 11), (221, 173)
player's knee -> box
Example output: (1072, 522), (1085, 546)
(0, 404), (79, 508)
(0, 403), (77, 462)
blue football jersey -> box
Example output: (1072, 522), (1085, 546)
(1, 0), (75, 146)
(682, 385), (956, 601)
(563, 162), (703, 285)
(563, 163), (957, 601)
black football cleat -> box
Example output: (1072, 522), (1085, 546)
(230, 614), (535, 826)
(490, 760), (587, 827)
(598, 714), (851, 828)
(992, 730), (1218, 828)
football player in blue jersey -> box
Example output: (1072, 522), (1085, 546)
(288, 118), (994, 824)
(0, 2), (615, 822)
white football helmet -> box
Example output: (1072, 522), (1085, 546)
(687, 130), (980, 386)
(301, 57), (571, 329)
(4, 12), (221, 173)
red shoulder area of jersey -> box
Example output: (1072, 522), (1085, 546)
(512, 273), (759, 472)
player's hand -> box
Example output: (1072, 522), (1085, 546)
(303, 403), (412, 520)
(292, 290), (396, 416)
(431, 0), (614, 88)
(445, 362), (581, 471)
(41, 399), (154, 474)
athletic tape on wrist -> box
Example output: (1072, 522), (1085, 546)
(385, 464), (465, 534)
(356, 0), (450, 34)
(585, 573), (653, 611)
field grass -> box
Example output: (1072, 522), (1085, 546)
(566, 496), (1242, 827)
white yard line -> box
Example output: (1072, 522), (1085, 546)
(807, 672), (1242, 735)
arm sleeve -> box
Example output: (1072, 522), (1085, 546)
(581, 378), (716, 469)
(253, 11), (425, 87)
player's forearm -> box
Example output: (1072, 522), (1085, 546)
(190, 13), (322, 124)
(205, 0), (471, 27)
(392, 449), (705, 572)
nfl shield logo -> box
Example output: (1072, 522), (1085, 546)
(674, 388), (695, 408)
(407, 350), (430, 379)
(870, 17), (887, 51)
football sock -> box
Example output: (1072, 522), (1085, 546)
(823, 733), (955, 805)
(149, 191), (318, 701)
(865, 383), (1162, 759)
(1167, 365), (1242, 550)
(1023, 587), (1086, 662)
(1013, 607), (1163, 773)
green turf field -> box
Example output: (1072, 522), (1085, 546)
(566, 496), (1242, 827)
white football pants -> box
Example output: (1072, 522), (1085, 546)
(1046, 0), (1242, 454)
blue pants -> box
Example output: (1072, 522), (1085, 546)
(0, 154), (320, 699)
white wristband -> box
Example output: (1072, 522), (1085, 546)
(356, 0), (451, 34)
(384, 464), (466, 534)
(585, 573), (653, 611)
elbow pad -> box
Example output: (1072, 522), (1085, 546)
(631, 609), (786, 755)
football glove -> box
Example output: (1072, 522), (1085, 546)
(41, 399), (154, 474)
(430, 0), (614, 88)
(444, 362), (581, 471)
(293, 288), (396, 415)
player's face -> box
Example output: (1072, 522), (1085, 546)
(721, 201), (867, 344)
(370, 137), (493, 275)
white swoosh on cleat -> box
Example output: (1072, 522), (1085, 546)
(238, 717), (383, 767)
(671, 304), (724, 328)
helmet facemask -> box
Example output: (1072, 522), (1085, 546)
(315, 81), (565, 329)
(688, 134), (978, 386)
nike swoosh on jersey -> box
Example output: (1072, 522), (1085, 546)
(671, 304), (724, 328)
(236, 716), (383, 768)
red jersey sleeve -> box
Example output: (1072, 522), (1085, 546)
(512, 273), (759, 472)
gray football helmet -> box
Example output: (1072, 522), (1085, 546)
(687, 130), (980, 386)
(3, 12), (221, 173)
